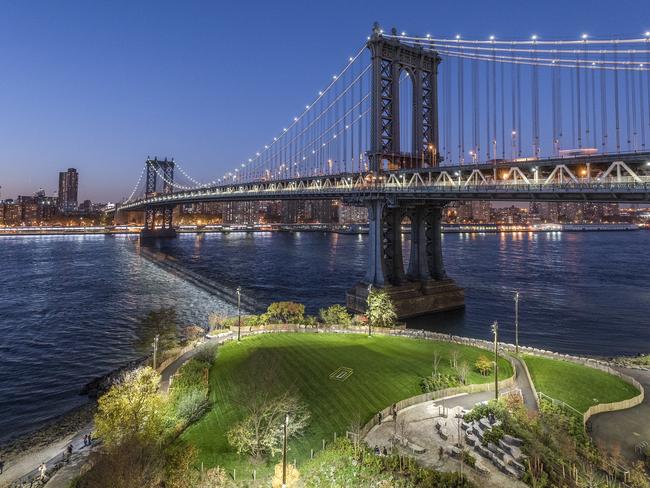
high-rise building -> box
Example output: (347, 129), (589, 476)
(58, 168), (79, 213)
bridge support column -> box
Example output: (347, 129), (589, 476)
(140, 205), (177, 243)
(347, 200), (464, 320)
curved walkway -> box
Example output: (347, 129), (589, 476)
(589, 366), (650, 462)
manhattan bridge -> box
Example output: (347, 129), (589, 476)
(119, 24), (650, 317)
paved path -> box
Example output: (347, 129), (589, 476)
(589, 366), (650, 462)
(507, 354), (538, 412)
(0, 334), (233, 488)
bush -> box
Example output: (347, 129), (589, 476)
(319, 304), (352, 326)
(482, 425), (505, 446)
(420, 373), (460, 392)
(264, 301), (305, 324)
(193, 342), (218, 365)
(366, 288), (397, 328)
(474, 355), (492, 376)
(174, 387), (209, 423)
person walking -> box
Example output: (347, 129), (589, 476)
(38, 463), (47, 481)
(66, 444), (73, 462)
(377, 411), (382, 424)
(0, 458), (4, 474)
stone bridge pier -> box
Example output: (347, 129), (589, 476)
(346, 199), (464, 319)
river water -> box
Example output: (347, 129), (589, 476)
(1, 230), (649, 443)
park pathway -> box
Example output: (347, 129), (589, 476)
(589, 366), (650, 462)
(0, 333), (232, 488)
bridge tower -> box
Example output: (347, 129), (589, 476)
(141, 157), (177, 241)
(346, 25), (464, 318)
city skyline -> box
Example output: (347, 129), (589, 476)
(1, 0), (648, 202)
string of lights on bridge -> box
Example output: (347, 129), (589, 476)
(124, 29), (650, 202)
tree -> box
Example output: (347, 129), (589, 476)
(264, 301), (305, 324)
(432, 351), (442, 377)
(319, 304), (352, 326)
(366, 288), (397, 328)
(456, 361), (470, 385)
(134, 308), (180, 355)
(94, 367), (167, 448)
(449, 349), (460, 369)
(226, 351), (310, 460)
(474, 355), (493, 376)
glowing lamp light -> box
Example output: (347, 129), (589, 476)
(582, 34), (588, 39)
(531, 34), (537, 40)
(426, 33), (431, 38)
(332, 75), (337, 80)
(645, 31), (650, 37)
(489, 35), (495, 41)
(318, 91), (323, 96)
(401, 31), (406, 36)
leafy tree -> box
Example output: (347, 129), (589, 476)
(474, 355), (493, 376)
(366, 288), (397, 328)
(319, 304), (352, 326)
(264, 301), (306, 324)
(94, 367), (167, 448)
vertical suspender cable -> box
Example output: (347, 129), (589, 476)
(630, 52), (638, 151)
(591, 64), (597, 149)
(614, 42), (621, 152)
(486, 58), (491, 161)
(458, 52), (465, 164)
(511, 53), (516, 159)
(500, 61), (505, 160)
(472, 55), (479, 162)
(570, 65), (576, 148)
(639, 66), (647, 151)
(576, 58), (582, 149)
(625, 53), (632, 150)
(517, 62), (522, 158)
(492, 45), (497, 160)
(532, 42), (540, 157)
(600, 54), (608, 152)
(552, 62), (558, 155)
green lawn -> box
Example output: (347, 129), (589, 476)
(523, 355), (640, 413)
(182, 332), (512, 475)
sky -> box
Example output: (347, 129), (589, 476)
(0, 0), (648, 202)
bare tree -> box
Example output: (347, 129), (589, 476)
(432, 350), (442, 377)
(450, 349), (460, 370)
(456, 361), (470, 385)
(227, 350), (310, 461)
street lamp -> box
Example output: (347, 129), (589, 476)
(491, 321), (499, 400)
(514, 291), (520, 354)
(152, 334), (159, 369)
(282, 414), (289, 488)
(236, 286), (242, 342)
(366, 284), (373, 337)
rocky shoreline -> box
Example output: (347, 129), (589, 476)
(0, 354), (151, 466)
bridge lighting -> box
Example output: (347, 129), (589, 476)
(283, 128), (288, 132)
(241, 163), (246, 167)
(426, 33), (431, 38)
(256, 152), (260, 156)
(349, 56), (354, 61)
(345, 125), (349, 129)
(265, 145), (269, 149)
(531, 34), (537, 40)
(274, 137), (278, 141)
(332, 75), (337, 80)
(401, 31), (406, 36)
(318, 91), (323, 96)
(645, 31), (650, 37)
(489, 35), (495, 41)
(455, 34), (460, 40)
(248, 158), (253, 162)
(512, 130), (517, 135)
(454, 171), (460, 176)
(293, 117), (298, 121)
(581, 33), (588, 40)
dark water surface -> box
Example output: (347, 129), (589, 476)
(1, 230), (649, 443)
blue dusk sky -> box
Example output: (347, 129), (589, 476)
(0, 0), (647, 202)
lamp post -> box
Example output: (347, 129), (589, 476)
(152, 334), (159, 370)
(366, 284), (372, 337)
(491, 321), (499, 400)
(282, 414), (289, 488)
(236, 286), (242, 342)
(514, 291), (520, 354)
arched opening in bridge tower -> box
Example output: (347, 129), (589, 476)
(399, 69), (415, 164)
(401, 214), (412, 277)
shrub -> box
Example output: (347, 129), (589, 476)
(264, 301), (305, 324)
(319, 304), (352, 326)
(193, 342), (218, 365)
(174, 387), (209, 423)
(482, 425), (505, 446)
(420, 373), (461, 392)
(474, 355), (493, 376)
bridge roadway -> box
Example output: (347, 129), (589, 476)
(119, 152), (650, 210)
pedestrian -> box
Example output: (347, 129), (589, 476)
(0, 458), (4, 474)
(66, 444), (73, 461)
(83, 434), (88, 447)
(392, 403), (398, 418)
(38, 463), (47, 481)
(374, 445), (380, 455)
(87, 432), (92, 446)
(382, 446), (388, 456)
(377, 411), (382, 424)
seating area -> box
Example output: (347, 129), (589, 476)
(461, 416), (526, 479)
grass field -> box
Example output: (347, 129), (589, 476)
(523, 355), (640, 413)
(182, 332), (512, 474)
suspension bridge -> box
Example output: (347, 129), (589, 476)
(118, 23), (650, 318)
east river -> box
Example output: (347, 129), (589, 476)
(1, 230), (649, 442)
